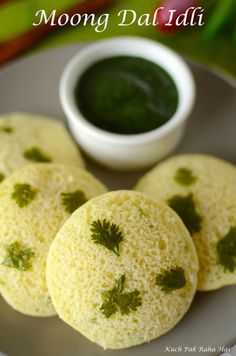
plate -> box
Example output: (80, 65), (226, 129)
(0, 44), (236, 356)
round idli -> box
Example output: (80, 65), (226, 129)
(47, 190), (198, 349)
(135, 154), (236, 291)
(0, 164), (107, 316)
(0, 112), (84, 180)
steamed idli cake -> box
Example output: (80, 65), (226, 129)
(135, 154), (236, 291)
(0, 112), (84, 179)
(47, 190), (198, 349)
(0, 164), (107, 316)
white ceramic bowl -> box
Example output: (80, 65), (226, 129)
(60, 37), (196, 171)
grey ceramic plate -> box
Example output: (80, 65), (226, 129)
(0, 44), (236, 356)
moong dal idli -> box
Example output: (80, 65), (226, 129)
(47, 190), (198, 349)
(135, 154), (236, 291)
(0, 112), (84, 180)
(0, 164), (107, 316)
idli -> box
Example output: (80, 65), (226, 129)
(135, 154), (236, 291)
(0, 112), (84, 179)
(47, 190), (198, 349)
(0, 164), (107, 316)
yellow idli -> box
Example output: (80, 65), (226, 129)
(0, 112), (84, 180)
(135, 154), (236, 291)
(0, 164), (107, 316)
(47, 190), (198, 349)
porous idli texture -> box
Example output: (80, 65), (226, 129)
(0, 112), (84, 180)
(47, 190), (198, 349)
(0, 164), (107, 316)
(135, 154), (236, 291)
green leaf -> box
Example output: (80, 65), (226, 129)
(168, 193), (202, 235)
(0, 172), (5, 183)
(61, 190), (87, 213)
(156, 267), (186, 293)
(2, 241), (34, 271)
(23, 147), (52, 163)
(204, 0), (236, 40)
(217, 226), (236, 272)
(0, 126), (13, 134)
(174, 167), (197, 186)
(11, 183), (37, 208)
(46, 296), (52, 305)
(100, 275), (142, 318)
(90, 219), (123, 256)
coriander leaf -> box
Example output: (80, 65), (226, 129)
(61, 190), (87, 213)
(23, 147), (52, 163)
(0, 127), (13, 134)
(174, 167), (197, 186)
(100, 275), (142, 318)
(156, 267), (186, 293)
(46, 296), (52, 305)
(11, 183), (37, 208)
(117, 290), (142, 315)
(0, 172), (5, 183)
(90, 219), (123, 256)
(2, 241), (34, 271)
(217, 226), (236, 272)
(115, 274), (125, 293)
(168, 193), (202, 235)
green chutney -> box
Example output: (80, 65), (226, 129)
(75, 56), (178, 135)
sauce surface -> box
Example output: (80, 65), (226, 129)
(75, 56), (178, 135)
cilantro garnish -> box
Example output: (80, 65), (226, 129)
(100, 275), (142, 318)
(23, 147), (52, 163)
(61, 190), (87, 213)
(156, 267), (186, 293)
(174, 167), (197, 186)
(0, 172), (5, 183)
(0, 127), (13, 134)
(217, 226), (236, 272)
(11, 183), (37, 207)
(168, 193), (202, 235)
(2, 241), (34, 271)
(46, 296), (52, 305)
(90, 219), (123, 256)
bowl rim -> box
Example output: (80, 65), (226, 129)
(60, 36), (196, 146)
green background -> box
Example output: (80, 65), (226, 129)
(0, 0), (235, 79)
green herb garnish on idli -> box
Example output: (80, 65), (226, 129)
(47, 191), (198, 349)
(135, 154), (236, 291)
(0, 112), (85, 180)
(0, 164), (107, 316)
